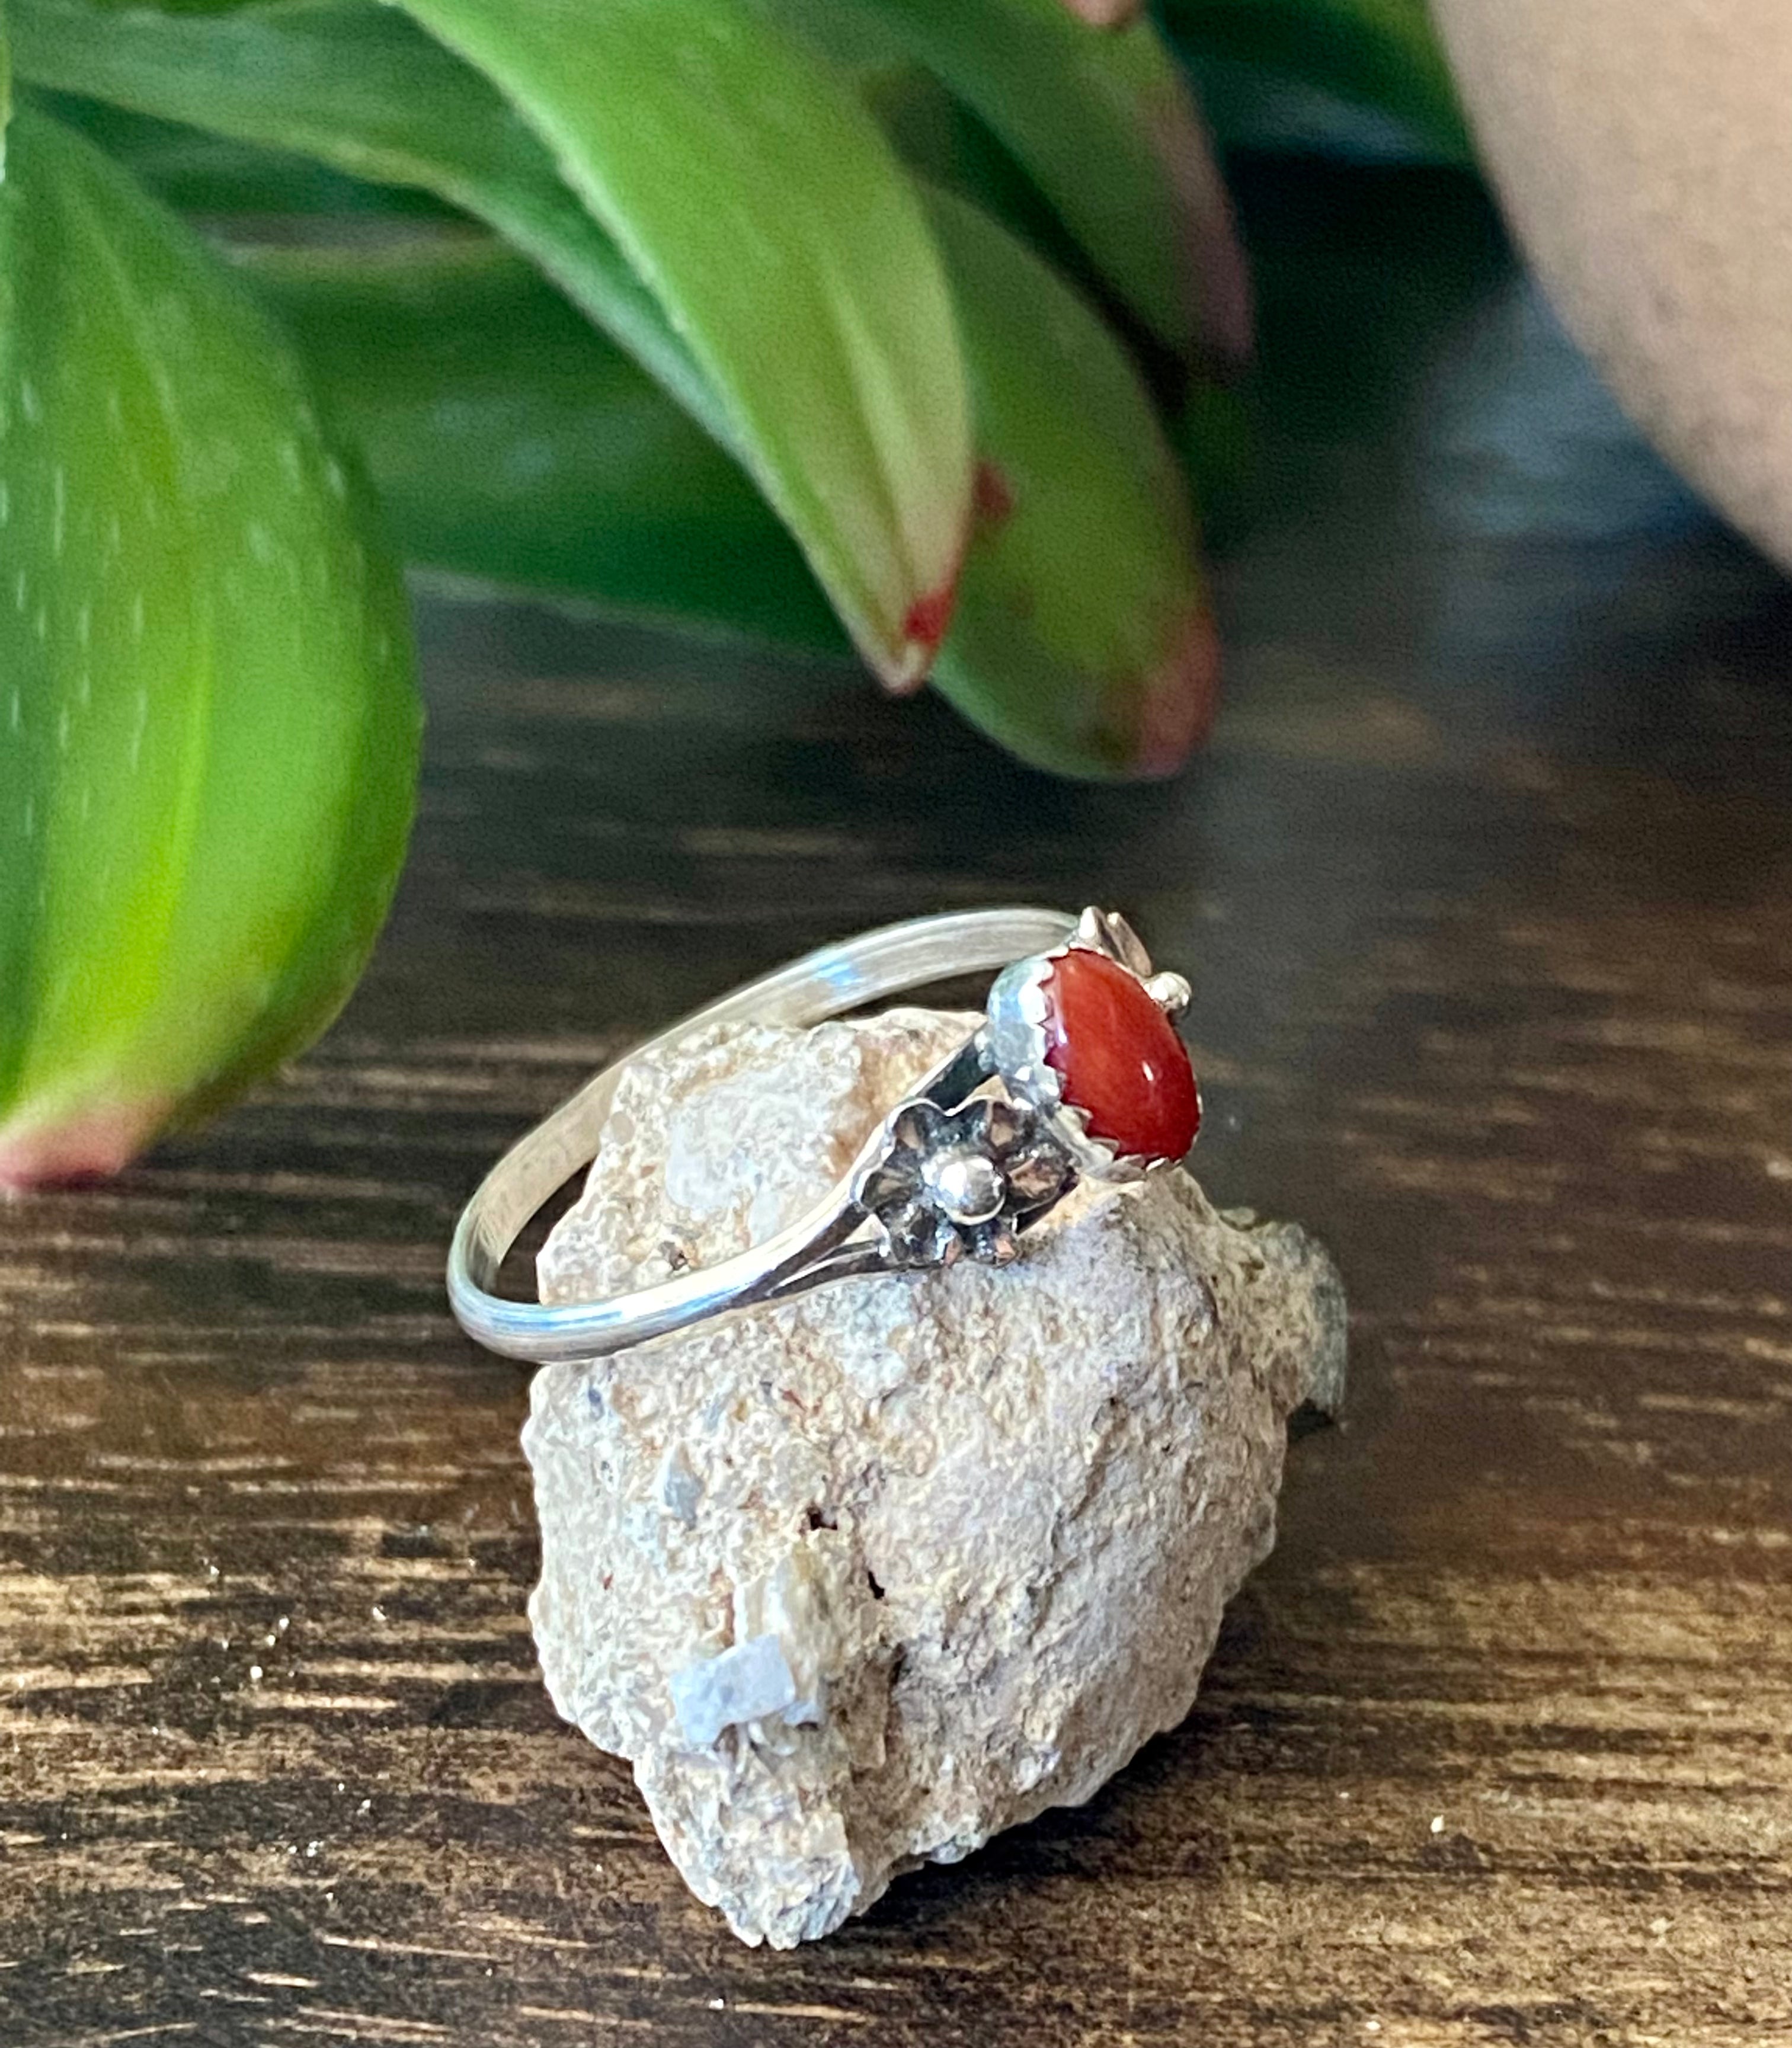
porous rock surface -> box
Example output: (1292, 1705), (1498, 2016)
(527, 1008), (1345, 1947)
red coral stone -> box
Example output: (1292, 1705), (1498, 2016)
(1041, 949), (1201, 1161)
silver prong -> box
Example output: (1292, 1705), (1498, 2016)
(1074, 905), (1112, 951)
(1146, 970), (1191, 1016)
(1074, 906), (1154, 978)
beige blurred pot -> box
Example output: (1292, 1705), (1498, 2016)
(1432, 0), (1792, 570)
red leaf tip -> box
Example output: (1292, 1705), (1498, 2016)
(0, 1098), (171, 1192)
(894, 572), (960, 692)
(1132, 606), (1221, 777)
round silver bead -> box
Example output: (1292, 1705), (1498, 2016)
(924, 1148), (1006, 1226)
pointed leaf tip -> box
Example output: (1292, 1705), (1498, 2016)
(920, 189), (1217, 779)
(0, 1097), (171, 1192)
(1144, 91), (1255, 368)
(896, 571), (962, 692)
(1132, 606), (1221, 778)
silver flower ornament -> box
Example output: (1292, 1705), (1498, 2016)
(855, 1097), (1075, 1269)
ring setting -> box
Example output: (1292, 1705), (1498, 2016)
(448, 907), (1202, 1364)
(983, 904), (1201, 1177)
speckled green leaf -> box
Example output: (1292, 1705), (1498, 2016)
(397, 0), (972, 687)
(0, 107), (420, 1185)
(776, 0), (1250, 363)
(244, 239), (846, 652)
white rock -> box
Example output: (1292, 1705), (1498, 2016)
(526, 1007), (1345, 1948)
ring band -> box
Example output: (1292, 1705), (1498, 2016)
(447, 905), (1201, 1365)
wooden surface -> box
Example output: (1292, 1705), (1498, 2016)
(6, 167), (1792, 2046)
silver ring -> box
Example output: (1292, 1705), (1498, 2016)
(447, 905), (1201, 1365)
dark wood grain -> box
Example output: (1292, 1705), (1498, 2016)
(5, 167), (1792, 2047)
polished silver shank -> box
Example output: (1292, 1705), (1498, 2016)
(447, 908), (1078, 1365)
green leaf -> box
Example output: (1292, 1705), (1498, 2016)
(17, 0), (975, 686)
(776, 0), (1249, 363)
(37, 88), (460, 219)
(239, 209), (1208, 779)
(9, 0), (727, 455)
(243, 238), (847, 652)
(396, 0), (972, 687)
(0, 105), (420, 1185)
(923, 187), (1217, 777)
(1160, 0), (1473, 165)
